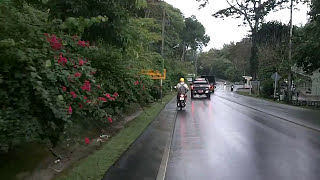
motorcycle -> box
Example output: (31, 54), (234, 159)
(177, 93), (187, 110)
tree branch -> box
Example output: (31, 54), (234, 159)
(226, 0), (254, 30)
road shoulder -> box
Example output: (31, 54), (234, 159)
(102, 96), (178, 180)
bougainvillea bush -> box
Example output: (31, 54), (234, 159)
(0, 4), (116, 151)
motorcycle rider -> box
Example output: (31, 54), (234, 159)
(176, 78), (189, 106)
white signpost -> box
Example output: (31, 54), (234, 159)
(271, 72), (281, 99)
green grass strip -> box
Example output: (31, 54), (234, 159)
(56, 93), (174, 180)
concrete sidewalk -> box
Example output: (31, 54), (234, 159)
(102, 97), (177, 180)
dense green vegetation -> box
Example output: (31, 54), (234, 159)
(197, 40), (250, 82)
(294, 0), (320, 73)
(0, 0), (208, 155)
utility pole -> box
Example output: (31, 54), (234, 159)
(160, 6), (165, 103)
(195, 52), (198, 76)
(288, 0), (293, 103)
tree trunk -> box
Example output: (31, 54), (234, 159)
(249, 0), (261, 80)
(181, 41), (185, 62)
(250, 35), (258, 79)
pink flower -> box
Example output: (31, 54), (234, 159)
(85, 41), (90, 47)
(62, 86), (67, 91)
(98, 97), (107, 102)
(110, 97), (115, 101)
(81, 80), (91, 92)
(85, 137), (90, 145)
(108, 117), (113, 123)
(84, 96), (88, 100)
(79, 59), (86, 66)
(134, 80), (139, 86)
(68, 105), (72, 114)
(74, 72), (82, 77)
(46, 34), (62, 50)
(70, 91), (77, 98)
(105, 93), (111, 99)
(58, 54), (67, 65)
(142, 85), (145, 90)
(113, 92), (119, 98)
(79, 103), (83, 109)
(78, 40), (86, 47)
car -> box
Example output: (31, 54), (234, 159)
(191, 78), (211, 99)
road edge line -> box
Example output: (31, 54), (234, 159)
(156, 109), (178, 180)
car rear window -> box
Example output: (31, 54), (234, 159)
(194, 81), (208, 84)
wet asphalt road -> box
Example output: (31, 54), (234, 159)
(165, 83), (320, 180)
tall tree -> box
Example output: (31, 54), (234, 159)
(256, 21), (291, 79)
(141, 1), (185, 59)
(294, 0), (320, 73)
(180, 16), (210, 61)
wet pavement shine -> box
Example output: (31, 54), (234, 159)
(165, 85), (320, 180)
(103, 83), (320, 180)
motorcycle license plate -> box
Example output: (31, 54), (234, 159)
(180, 97), (185, 100)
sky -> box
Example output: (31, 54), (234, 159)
(164, 0), (310, 51)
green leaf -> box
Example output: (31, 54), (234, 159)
(58, 95), (64, 101)
(0, 39), (15, 48)
(45, 60), (52, 67)
(29, 66), (36, 71)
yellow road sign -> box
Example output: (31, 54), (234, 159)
(140, 69), (166, 80)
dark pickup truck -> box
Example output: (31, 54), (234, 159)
(201, 75), (216, 93)
(191, 78), (211, 99)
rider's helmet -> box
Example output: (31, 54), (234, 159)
(180, 78), (184, 82)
